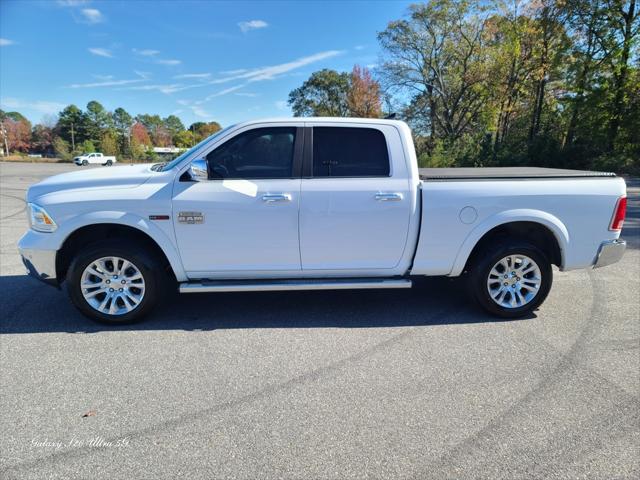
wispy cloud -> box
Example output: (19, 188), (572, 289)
(190, 105), (211, 119)
(1, 97), (66, 114)
(92, 74), (114, 81)
(238, 20), (268, 33)
(68, 78), (146, 88)
(147, 49), (344, 99)
(220, 68), (248, 75)
(134, 70), (152, 79)
(174, 73), (211, 79)
(156, 59), (181, 66)
(126, 83), (183, 94)
(235, 92), (259, 97)
(201, 84), (246, 102)
(88, 47), (113, 58)
(0, 38), (15, 47)
(80, 8), (104, 24)
(132, 48), (160, 57)
(56, 0), (89, 6)
(354, 45), (366, 51)
(237, 50), (344, 82)
(275, 100), (288, 111)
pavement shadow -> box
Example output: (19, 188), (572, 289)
(0, 274), (532, 334)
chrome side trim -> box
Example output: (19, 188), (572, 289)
(593, 239), (626, 268)
(180, 278), (412, 293)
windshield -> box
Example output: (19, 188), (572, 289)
(157, 125), (236, 172)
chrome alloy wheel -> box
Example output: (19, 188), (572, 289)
(80, 256), (145, 315)
(486, 254), (542, 309)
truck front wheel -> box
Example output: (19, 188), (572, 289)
(66, 240), (164, 324)
(469, 241), (552, 318)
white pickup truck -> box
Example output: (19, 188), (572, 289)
(73, 152), (116, 166)
(19, 118), (627, 323)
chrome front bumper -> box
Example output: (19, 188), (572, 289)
(594, 239), (626, 269)
(19, 247), (59, 287)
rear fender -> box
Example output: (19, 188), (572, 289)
(449, 209), (569, 276)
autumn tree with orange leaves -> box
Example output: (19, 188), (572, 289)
(348, 66), (382, 118)
(289, 65), (382, 118)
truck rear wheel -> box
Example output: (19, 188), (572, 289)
(105, 160), (113, 166)
(66, 240), (164, 324)
(82, 160), (88, 166)
(469, 241), (552, 318)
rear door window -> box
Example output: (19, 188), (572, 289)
(312, 127), (390, 177)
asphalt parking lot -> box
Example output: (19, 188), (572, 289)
(0, 161), (638, 479)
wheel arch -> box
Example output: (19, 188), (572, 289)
(56, 217), (186, 283)
(451, 210), (569, 276)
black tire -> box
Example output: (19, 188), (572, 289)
(468, 241), (552, 318)
(105, 160), (113, 166)
(66, 239), (165, 324)
(82, 160), (88, 166)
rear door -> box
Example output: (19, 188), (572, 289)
(299, 123), (412, 271)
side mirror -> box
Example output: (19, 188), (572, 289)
(189, 159), (208, 181)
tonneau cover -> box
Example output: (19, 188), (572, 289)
(419, 167), (616, 181)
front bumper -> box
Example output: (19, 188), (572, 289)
(19, 247), (59, 287)
(594, 239), (626, 269)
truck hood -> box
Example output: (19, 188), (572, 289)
(27, 163), (156, 202)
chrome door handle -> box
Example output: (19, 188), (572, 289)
(262, 193), (292, 203)
(375, 192), (403, 202)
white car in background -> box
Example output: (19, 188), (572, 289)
(74, 152), (116, 166)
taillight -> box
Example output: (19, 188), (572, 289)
(609, 196), (627, 231)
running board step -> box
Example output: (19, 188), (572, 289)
(179, 278), (412, 293)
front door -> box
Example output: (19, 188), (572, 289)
(172, 126), (303, 276)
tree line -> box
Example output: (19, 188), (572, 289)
(288, 0), (639, 174)
(1, 0), (637, 172)
(0, 101), (221, 162)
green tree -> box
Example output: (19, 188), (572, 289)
(189, 121), (222, 142)
(164, 115), (185, 137)
(378, 0), (492, 145)
(173, 129), (194, 148)
(288, 69), (351, 116)
(81, 139), (95, 153)
(53, 136), (71, 161)
(83, 101), (111, 145)
(101, 131), (118, 156)
(112, 107), (133, 154)
(56, 104), (84, 149)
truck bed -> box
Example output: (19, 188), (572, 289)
(419, 167), (616, 181)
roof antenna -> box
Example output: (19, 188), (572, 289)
(384, 113), (397, 120)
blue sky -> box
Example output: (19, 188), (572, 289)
(0, 0), (412, 127)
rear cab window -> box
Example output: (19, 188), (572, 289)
(312, 127), (390, 177)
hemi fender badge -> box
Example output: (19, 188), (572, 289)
(178, 211), (204, 224)
(149, 215), (170, 220)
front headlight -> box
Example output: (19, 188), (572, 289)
(28, 203), (57, 232)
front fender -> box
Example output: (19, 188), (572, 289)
(54, 211), (187, 282)
(449, 209), (569, 276)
